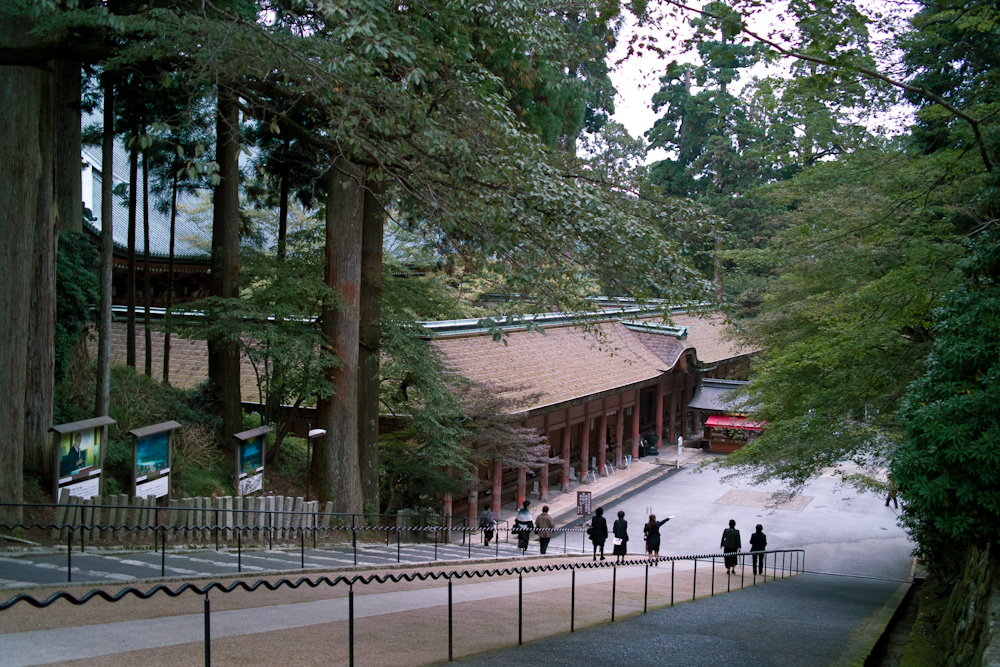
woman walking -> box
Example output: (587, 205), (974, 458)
(643, 514), (673, 563)
(612, 510), (629, 564)
(514, 500), (534, 553)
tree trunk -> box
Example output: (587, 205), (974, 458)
(357, 174), (384, 514)
(143, 148), (152, 377)
(96, 75), (114, 417)
(0, 59), (44, 521)
(126, 141), (137, 368)
(277, 140), (289, 260)
(209, 89), (243, 440)
(54, 60), (81, 234)
(24, 59), (56, 474)
(312, 158), (363, 513)
(163, 163), (178, 384)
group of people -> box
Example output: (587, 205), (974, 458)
(721, 519), (768, 575)
(479, 501), (556, 554)
(586, 507), (674, 564)
(481, 502), (770, 573)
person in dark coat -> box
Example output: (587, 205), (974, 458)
(612, 510), (629, 564)
(749, 523), (767, 575)
(643, 514), (674, 562)
(479, 505), (495, 547)
(588, 506), (608, 561)
(720, 519), (742, 574)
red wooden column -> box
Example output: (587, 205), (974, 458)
(668, 388), (677, 445)
(539, 459), (550, 502)
(615, 395), (625, 468)
(561, 415), (571, 492)
(631, 396), (641, 459)
(492, 459), (502, 515)
(517, 467), (527, 508)
(597, 412), (608, 475)
(655, 380), (665, 449)
(580, 415), (591, 482)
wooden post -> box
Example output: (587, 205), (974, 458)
(561, 419), (571, 493)
(631, 396), (641, 459)
(615, 395), (625, 468)
(656, 380), (665, 450)
(597, 412), (608, 475)
(517, 467), (527, 508)
(580, 414), (590, 482)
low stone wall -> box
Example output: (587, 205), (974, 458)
(938, 543), (1000, 666)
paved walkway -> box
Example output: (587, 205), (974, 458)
(0, 447), (912, 666)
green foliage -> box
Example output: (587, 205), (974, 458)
(722, 149), (972, 489)
(54, 231), (99, 384)
(893, 231), (1000, 564)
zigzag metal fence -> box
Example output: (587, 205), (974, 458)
(0, 550), (805, 667)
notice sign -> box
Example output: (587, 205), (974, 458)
(577, 491), (592, 515)
(234, 426), (270, 497)
(51, 416), (115, 501)
(130, 421), (180, 500)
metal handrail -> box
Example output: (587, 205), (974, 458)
(0, 549), (805, 666)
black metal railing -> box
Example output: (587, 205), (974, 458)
(0, 549), (805, 666)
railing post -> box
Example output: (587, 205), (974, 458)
(570, 568), (576, 633)
(237, 527), (242, 573)
(448, 575), (454, 662)
(204, 591), (211, 667)
(349, 583), (355, 667)
(644, 563), (649, 613)
(67, 526), (72, 583)
(671, 560), (675, 606)
(518, 570), (524, 645)
(711, 557), (715, 596)
(352, 515), (358, 566)
(397, 527), (401, 563)
(611, 565), (617, 622)
(214, 508), (219, 552)
(693, 558), (697, 601)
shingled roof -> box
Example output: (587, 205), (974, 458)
(431, 319), (673, 413)
(430, 310), (753, 414)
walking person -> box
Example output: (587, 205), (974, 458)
(643, 514), (674, 563)
(514, 500), (533, 553)
(720, 519), (742, 574)
(535, 505), (555, 555)
(749, 523), (767, 576)
(612, 510), (629, 564)
(588, 506), (608, 561)
(479, 505), (495, 547)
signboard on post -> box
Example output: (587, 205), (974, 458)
(129, 421), (181, 499)
(51, 416), (116, 500)
(234, 426), (270, 496)
(576, 491), (592, 516)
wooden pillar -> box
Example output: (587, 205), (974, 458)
(631, 396), (641, 459)
(561, 417), (571, 492)
(679, 379), (688, 439)
(615, 395), (625, 468)
(655, 380), (665, 449)
(539, 460), (549, 501)
(517, 467), (527, 508)
(469, 488), (479, 529)
(580, 416), (591, 483)
(492, 459), (502, 515)
(668, 388), (677, 445)
(597, 412), (608, 475)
